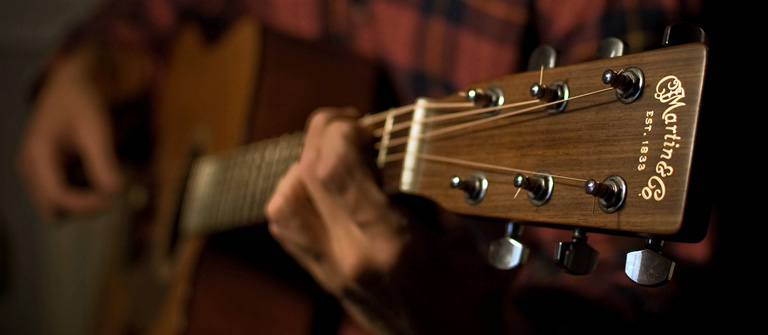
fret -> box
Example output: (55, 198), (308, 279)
(248, 142), (267, 223)
(217, 154), (231, 228)
(259, 140), (277, 222)
(242, 143), (260, 223)
(213, 153), (232, 228)
(248, 140), (268, 223)
(227, 154), (241, 227)
(271, 135), (290, 196)
(266, 136), (283, 208)
(229, 150), (247, 226)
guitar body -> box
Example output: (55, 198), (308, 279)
(94, 18), (386, 334)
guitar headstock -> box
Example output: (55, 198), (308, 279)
(374, 27), (709, 285)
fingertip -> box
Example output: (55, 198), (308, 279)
(265, 163), (302, 224)
(264, 193), (281, 224)
(98, 169), (125, 196)
(305, 107), (359, 136)
(266, 220), (282, 241)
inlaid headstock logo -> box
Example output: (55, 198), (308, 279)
(639, 76), (686, 202)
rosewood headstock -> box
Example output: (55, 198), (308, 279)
(369, 24), (709, 286)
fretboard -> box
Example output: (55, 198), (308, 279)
(179, 132), (304, 235)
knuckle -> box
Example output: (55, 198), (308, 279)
(327, 118), (357, 140)
(264, 186), (298, 225)
(306, 108), (336, 132)
(315, 148), (355, 196)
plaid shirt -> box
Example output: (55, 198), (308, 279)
(60, 0), (702, 102)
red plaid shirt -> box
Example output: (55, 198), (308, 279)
(59, 0), (701, 102)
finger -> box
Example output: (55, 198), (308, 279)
(300, 107), (361, 169)
(266, 164), (329, 263)
(301, 109), (401, 232)
(299, 110), (406, 271)
(17, 130), (110, 220)
(71, 102), (124, 196)
(266, 163), (355, 293)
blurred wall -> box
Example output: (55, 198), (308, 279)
(0, 1), (113, 334)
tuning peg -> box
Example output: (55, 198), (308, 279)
(662, 23), (708, 47)
(449, 172), (488, 205)
(529, 80), (569, 114)
(513, 172), (553, 206)
(555, 228), (599, 275)
(601, 67), (644, 104)
(527, 45), (558, 71)
(594, 37), (627, 59)
(527, 45), (567, 114)
(488, 222), (529, 270)
(529, 82), (557, 101)
(465, 86), (505, 108)
(584, 175), (627, 213)
(625, 238), (675, 286)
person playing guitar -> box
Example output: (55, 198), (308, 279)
(16, 1), (727, 334)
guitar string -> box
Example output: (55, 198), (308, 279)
(358, 101), (474, 126)
(365, 85), (617, 184)
(382, 151), (588, 183)
(369, 87), (614, 150)
(361, 63), (547, 131)
(370, 99), (541, 137)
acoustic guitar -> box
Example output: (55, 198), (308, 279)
(94, 18), (709, 334)
(181, 24), (710, 282)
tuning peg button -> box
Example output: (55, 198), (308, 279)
(555, 229), (599, 275)
(662, 23), (708, 47)
(488, 222), (528, 270)
(625, 239), (675, 286)
(594, 37), (627, 59)
(527, 45), (558, 71)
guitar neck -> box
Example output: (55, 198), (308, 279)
(179, 132), (304, 235)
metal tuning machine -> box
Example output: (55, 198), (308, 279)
(513, 171), (553, 207)
(527, 45), (568, 114)
(527, 44), (558, 71)
(625, 238), (675, 286)
(529, 81), (569, 114)
(584, 175), (627, 214)
(602, 67), (644, 104)
(555, 228), (599, 275)
(488, 222), (528, 270)
(593, 37), (627, 60)
(465, 86), (505, 109)
(449, 172), (488, 205)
